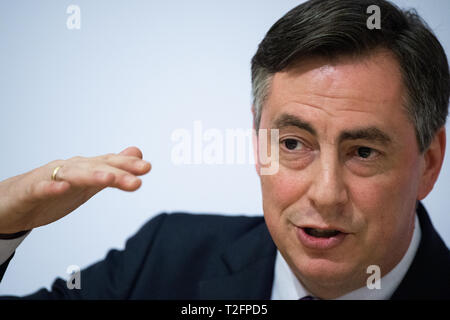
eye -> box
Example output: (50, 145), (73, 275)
(355, 146), (377, 159)
(282, 138), (304, 151)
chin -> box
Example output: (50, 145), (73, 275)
(291, 253), (361, 288)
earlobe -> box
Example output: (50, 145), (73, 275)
(417, 128), (446, 200)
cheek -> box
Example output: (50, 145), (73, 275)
(261, 167), (309, 212)
(349, 156), (420, 248)
(260, 168), (310, 241)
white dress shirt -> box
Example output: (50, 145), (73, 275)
(271, 213), (421, 300)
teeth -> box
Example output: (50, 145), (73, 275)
(305, 228), (340, 238)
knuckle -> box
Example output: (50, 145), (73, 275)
(57, 165), (67, 178)
(93, 170), (111, 183)
(48, 159), (64, 167)
(103, 153), (115, 162)
(68, 156), (83, 162)
(118, 173), (131, 184)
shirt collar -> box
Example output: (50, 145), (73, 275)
(271, 213), (421, 300)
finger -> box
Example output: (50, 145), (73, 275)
(27, 180), (71, 201)
(119, 146), (143, 159)
(55, 164), (142, 191)
(101, 154), (151, 176)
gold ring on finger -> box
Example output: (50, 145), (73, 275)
(51, 166), (62, 181)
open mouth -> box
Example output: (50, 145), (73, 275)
(297, 226), (348, 250)
(303, 228), (341, 238)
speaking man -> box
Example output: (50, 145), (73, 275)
(0, 0), (449, 299)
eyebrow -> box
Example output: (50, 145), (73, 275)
(338, 127), (392, 145)
(272, 113), (392, 146)
(272, 113), (317, 136)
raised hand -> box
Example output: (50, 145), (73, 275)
(0, 146), (151, 234)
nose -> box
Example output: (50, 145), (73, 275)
(307, 150), (349, 214)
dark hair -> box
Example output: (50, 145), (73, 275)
(251, 0), (449, 152)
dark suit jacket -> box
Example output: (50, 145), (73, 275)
(0, 202), (449, 299)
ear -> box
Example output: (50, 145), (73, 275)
(417, 127), (446, 200)
(251, 105), (261, 176)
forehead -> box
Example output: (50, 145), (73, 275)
(263, 50), (409, 132)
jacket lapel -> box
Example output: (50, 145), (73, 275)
(198, 201), (449, 299)
(391, 201), (450, 299)
(197, 220), (277, 299)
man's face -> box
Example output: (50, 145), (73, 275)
(257, 51), (426, 298)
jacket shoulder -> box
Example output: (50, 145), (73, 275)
(142, 212), (265, 248)
(123, 212), (268, 298)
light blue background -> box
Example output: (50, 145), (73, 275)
(0, 0), (449, 295)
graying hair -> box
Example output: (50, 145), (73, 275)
(251, 67), (272, 131)
(251, 0), (449, 153)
